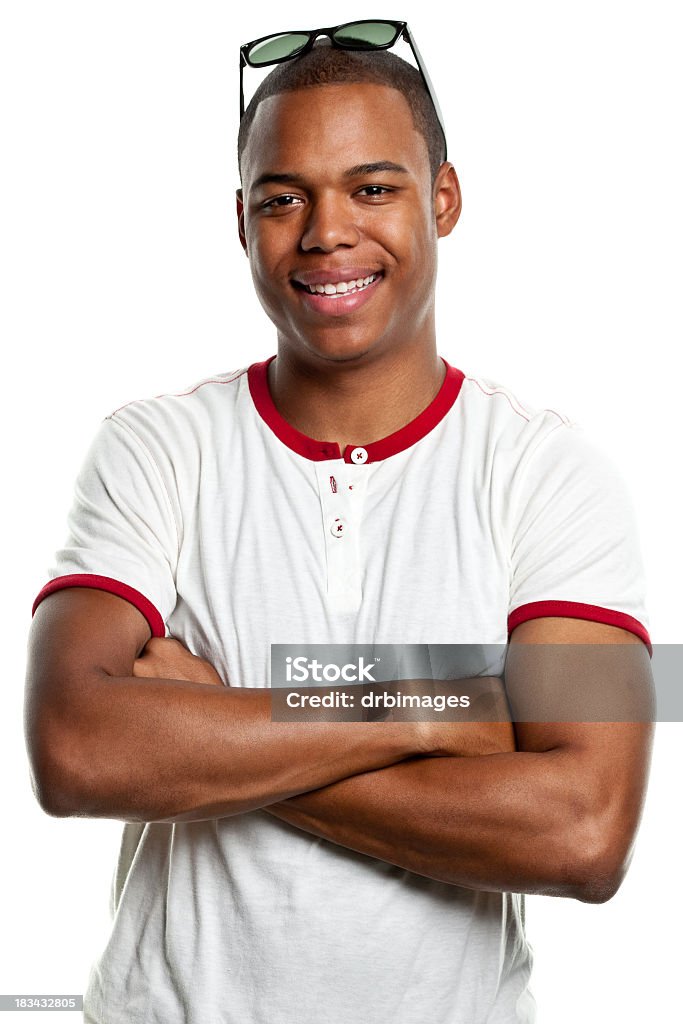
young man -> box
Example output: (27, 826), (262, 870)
(25, 25), (653, 1024)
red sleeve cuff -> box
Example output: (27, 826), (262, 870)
(508, 600), (652, 657)
(32, 574), (166, 638)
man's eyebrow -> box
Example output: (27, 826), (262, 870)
(250, 162), (410, 191)
(251, 172), (306, 190)
(343, 161), (409, 178)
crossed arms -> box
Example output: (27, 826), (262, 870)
(24, 588), (654, 903)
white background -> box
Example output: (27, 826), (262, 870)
(1, 2), (681, 1021)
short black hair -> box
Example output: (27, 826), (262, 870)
(238, 45), (446, 184)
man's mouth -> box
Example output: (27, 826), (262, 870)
(289, 268), (384, 317)
(296, 273), (381, 297)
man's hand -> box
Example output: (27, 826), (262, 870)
(391, 676), (516, 757)
(134, 637), (224, 687)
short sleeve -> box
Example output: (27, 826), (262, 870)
(32, 413), (179, 636)
(507, 422), (651, 654)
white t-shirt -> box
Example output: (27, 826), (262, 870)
(33, 354), (651, 1024)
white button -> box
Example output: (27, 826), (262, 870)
(329, 517), (347, 538)
(350, 447), (368, 464)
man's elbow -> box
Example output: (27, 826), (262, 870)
(30, 768), (75, 818)
(572, 860), (626, 905)
(567, 811), (634, 905)
(28, 746), (82, 818)
(25, 705), (90, 818)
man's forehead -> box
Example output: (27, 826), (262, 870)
(241, 82), (429, 185)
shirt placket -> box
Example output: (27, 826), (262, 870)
(314, 455), (369, 613)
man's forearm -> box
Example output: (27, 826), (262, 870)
(53, 680), (512, 824)
(34, 674), (437, 823)
(263, 739), (642, 903)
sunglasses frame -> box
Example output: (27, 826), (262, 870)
(239, 19), (447, 161)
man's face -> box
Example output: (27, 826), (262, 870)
(237, 82), (460, 367)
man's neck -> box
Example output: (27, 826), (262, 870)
(266, 343), (447, 453)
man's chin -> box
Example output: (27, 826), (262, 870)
(279, 331), (381, 367)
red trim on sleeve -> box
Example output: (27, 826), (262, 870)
(508, 600), (652, 657)
(32, 574), (166, 638)
(248, 355), (465, 463)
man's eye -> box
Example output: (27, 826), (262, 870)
(357, 185), (392, 197)
(262, 195), (302, 210)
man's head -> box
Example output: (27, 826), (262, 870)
(238, 45), (446, 185)
(236, 43), (461, 369)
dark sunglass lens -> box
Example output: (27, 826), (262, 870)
(247, 33), (310, 66)
(333, 21), (399, 48)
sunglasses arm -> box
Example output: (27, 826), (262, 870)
(239, 52), (246, 120)
(402, 27), (448, 161)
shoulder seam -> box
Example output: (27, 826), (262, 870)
(109, 367), (248, 417)
(464, 375), (572, 426)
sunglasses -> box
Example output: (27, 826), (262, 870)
(239, 19), (447, 160)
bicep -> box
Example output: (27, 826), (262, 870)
(28, 586), (151, 685)
(507, 616), (654, 742)
(25, 589), (152, 810)
(506, 618), (654, 850)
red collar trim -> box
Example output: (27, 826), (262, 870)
(248, 355), (465, 463)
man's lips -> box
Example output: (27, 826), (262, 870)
(291, 269), (384, 317)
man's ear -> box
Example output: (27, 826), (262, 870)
(236, 188), (248, 256)
(433, 163), (462, 238)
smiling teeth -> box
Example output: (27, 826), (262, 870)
(305, 274), (378, 295)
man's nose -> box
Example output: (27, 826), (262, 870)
(300, 193), (360, 252)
